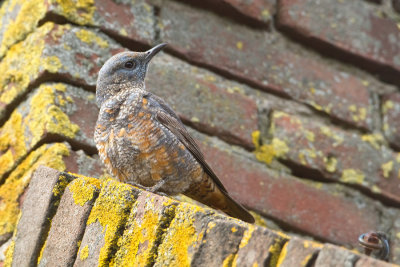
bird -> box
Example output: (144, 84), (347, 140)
(94, 43), (255, 223)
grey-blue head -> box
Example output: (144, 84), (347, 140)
(96, 43), (167, 106)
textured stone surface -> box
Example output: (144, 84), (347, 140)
(147, 53), (258, 149)
(0, 143), (71, 247)
(159, 0), (374, 130)
(0, 83), (98, 182)
(277, 0), (400, 84)
(189, 130), (389, 247)
(38, 178), (100, 267)
(0, 22), (122, 121)
(382, 92), (400, 149)
(267, 111), (400, 203)
(278, 237), (322, 267)
(235, 225), (288, 266)
(114, 191), (177, 266)
(0, 0), (154, 58)
(74, 180), (138, 266)
(11, 166), (71, 267)
(314, 244), (359, 266)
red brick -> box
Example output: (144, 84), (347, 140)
(0, 83), (98, 182)
(269, 111), (400, 204)
(147, 53), (258, 149)
(12, 166), (73, 267)
(0, 0), (154, 58)
(277, 0), (400, 84)
(190, 130), (385, 247)
(159, 0), (374, 130)
(0, 23), (124, 121)
(382, 92), (400, 149)
(179, 0), (274, 25)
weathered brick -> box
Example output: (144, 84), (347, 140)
(0, 23), (122, 121)
(159, 0), (374, 130)
(266, 111), (400, 203)
(188, 130), (390, 247)
(0, 141), (108, 250)
(11, 166), (73, 267)
(314, 244), (359, 266)
(0, 0), (154, 58)
(277, 0), (400, 84)
(382, 92), (400, 149)
(179, 0), (274, 25)
(0, 83), (99, 182)
(74, 180), (138, 266)
(278, 237), (322, 267)
(147, 53), (258, 149)
(113, 191), (177, 266)
(38, 177), (100, 267)
(235, 225), (288, 266)
(154, 201), (248, 266)
(390, 213), (400, 264)
(356, 256), (397, 267)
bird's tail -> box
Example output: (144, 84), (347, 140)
(184, 174), (255, 224)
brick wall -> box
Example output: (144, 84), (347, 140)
(0, 0), (399, 265)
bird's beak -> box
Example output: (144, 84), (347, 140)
(144, 43), (167, 62)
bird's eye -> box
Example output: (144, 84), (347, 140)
(124, 61), (135, 69)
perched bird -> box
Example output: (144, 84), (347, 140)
(94, 43), (254, 223)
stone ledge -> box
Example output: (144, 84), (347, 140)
(4, 166), (397, 266)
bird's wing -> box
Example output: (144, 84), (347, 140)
(147, 93), (228, 193)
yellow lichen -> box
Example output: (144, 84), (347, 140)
(37, 239), (47, 264)
(25, 84), (80, 146)
(361, 133), (384, 150)
(155, 204), (207, 266)
(276, 241), (288, 267)
(222, 253), (238, 267)
(324, 156), (337, 173)
(0, 143), (69, 239)
(305, 130), (315, 142)
(382, 100), (394, 114)
(75, 28), (109, 48)
(68, 177), (102, 206)
(43, 56), (63, 73)
(0, 22), (55, 105)
(80, 245), (89, 260)
(236, 41), (243, 50)
(300, 254), (313, 266)
(0, 0), (47, 57)
(239, 225), (255, 249)
(114, 193), (176, 266)
(319, 126), (343, 146)
(52, 174), (69, 197)
(268, 239), (285, 267)
(86, 179), (136, 266)
(4, 239), (15, 267)
(340, 169), (365, 185)
(252, 131), (289, 165)
(53, 0), (96, 25)
(381, 161), (393, 178)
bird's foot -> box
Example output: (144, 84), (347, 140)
(126, 180), (168, 197)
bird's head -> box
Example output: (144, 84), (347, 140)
(96, 43), (167, 106)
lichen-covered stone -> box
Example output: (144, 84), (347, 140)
(0, 143), (70, 246)
(113, 191), (177, 266)
(0, 23), (122, 121)
(11, 166), (74, 267)
(0, 83), (98, 182)
(263, 110), (400, 204)
(0, 0), (154, 58)
(38, 177), (100, 267)
(74, 179), (138, 266)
